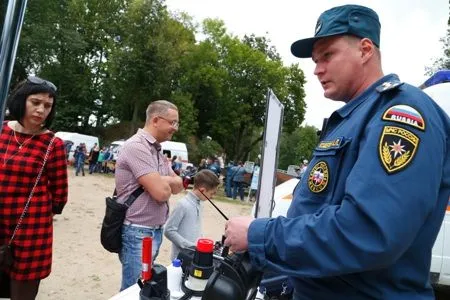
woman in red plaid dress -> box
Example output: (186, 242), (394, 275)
(0, 77), (68, 299)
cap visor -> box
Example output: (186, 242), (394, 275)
(291, 37), (319, 58)
(291, 33), (347, 58)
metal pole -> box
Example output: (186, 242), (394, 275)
(0, 0), (28, 131)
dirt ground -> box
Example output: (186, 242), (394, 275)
(36, 168), (252, 300)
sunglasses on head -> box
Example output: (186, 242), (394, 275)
(27, 76), (57, 92)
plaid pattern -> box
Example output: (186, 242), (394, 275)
(0, 123), (68, 280)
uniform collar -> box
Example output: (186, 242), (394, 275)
(137, 128), (162, 151)
(186, 191), (201, 205)
(336, 74), (400, 119)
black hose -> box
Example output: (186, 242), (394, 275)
(177, 290), (194, 300)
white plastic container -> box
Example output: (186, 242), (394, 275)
(167, 259), (183, 298)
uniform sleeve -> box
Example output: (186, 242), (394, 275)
(47, 137), (68, 214)
(248, 105), (446, 277)
(164, 202), (196, 249)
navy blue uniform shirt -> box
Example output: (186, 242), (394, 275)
(248, 74), (450, 299)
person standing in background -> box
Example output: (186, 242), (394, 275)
(88, 143), (100, 174)
(231, 161), (246, 201)
(115, 100), (184, 291)
(74, 142), (87, 176)
(0, 76), (68, 299)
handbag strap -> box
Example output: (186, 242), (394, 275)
(8, 136), (56, 246)
(111, 186), (144, 208)
(124, 187), (145, 208)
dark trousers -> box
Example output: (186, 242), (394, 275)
(225, 177), (233, 197)
(89, 161), (97, 173)
(75, 159), (85, 175)
(232, 181), (245, 201)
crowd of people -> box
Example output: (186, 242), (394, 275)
(64, 142), (117, 176)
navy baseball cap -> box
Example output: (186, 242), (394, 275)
(291, 5), (381, 58)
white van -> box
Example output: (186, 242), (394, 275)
(260, 70), (450, 287)
(55, 131), (99, 161)
(109, 139), (189, 169)
(110, 139), (125, 160)
(161, 141), (189, 170)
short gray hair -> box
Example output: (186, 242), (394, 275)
(146, 100), (178, 122)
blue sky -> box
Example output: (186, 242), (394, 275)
(165, 0), (448, 128)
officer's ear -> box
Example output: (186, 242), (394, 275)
(359, 38), (376, 63)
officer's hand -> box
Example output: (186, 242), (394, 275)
(224, 216), (254, 252)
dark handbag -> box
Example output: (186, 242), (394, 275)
(100, 187), (144, 253)
(0, 245), (13, 267)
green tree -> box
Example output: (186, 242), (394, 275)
(11, 0), (127, 133)
(107, 0), (196, 137)
(278, 125), (319, 170)
(427, 4), (450, 73)
(180, 19), (307, 162)
(8, 0), (308, 161)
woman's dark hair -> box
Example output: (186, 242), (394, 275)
(7, 77), (57, 128)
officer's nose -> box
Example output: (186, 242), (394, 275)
(314, 62), (325, 76)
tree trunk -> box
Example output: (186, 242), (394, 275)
(130, 101), (140, 136)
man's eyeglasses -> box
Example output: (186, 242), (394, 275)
(158, 116), (179, 129)
(27, 76), (57, 92)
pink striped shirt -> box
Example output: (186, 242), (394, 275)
(115, 128), (174, 226)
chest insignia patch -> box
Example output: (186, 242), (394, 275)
(382, 105), (425, 131)
(308, 161), (329, 193)
(317, 137), (344, 150)
(378, 126), (419, 174)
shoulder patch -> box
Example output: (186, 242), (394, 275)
(382, 105), (425, 131)
(308, 161), (329, 193)
(376, 80), (404, 93)
(378, 126), (420, 174)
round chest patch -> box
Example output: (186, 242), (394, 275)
(308, 161), (329, 193)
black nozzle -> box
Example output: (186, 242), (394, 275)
(139, 264), (170, 300)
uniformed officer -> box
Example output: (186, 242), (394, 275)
(224, 4), (450, 299)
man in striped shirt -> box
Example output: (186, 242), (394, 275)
(115, 100), (184, 291)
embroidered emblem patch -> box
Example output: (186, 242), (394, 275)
(308, 161), (329, 193)
(376, 81), (403, 93)
(382, 105), (425, 131)
(315, 20), (322, 35)
(379, 126), (419, 174)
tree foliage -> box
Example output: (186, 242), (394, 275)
(278, 125), (319, 170)
(179, 19), (306, 161)
(427, 4), (450, 73)
(106, 0), (196, 137)
(7, 0), (308, 165)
